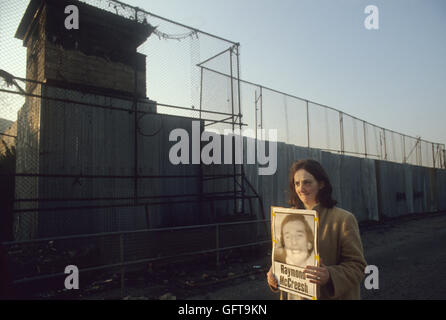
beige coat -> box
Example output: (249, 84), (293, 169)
(272, 205), (367, 300)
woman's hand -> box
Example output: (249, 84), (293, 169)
(304, 260), (330, 286)
(267, 269), (278, 290)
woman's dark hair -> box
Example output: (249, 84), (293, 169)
(280, 214), (314, 255)
(288, 159), (337, 209)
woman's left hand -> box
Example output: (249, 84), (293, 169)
(304, 260), (330, 286)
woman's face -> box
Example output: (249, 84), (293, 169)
(294, 169), (324, 209)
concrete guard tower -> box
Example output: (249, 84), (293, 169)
(14, 0), (157, 239)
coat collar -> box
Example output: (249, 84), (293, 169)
(311, 203), (322, 212)
(311, 203), (328, 219)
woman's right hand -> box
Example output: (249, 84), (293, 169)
(267, 269), (278, 290)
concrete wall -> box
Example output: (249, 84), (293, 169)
(375, 160), (445, 219)
(243, 140), (379, 223)
(375, 161), (408, 219)
(322, 152), (379, 222)
(437, 169), (446, 211)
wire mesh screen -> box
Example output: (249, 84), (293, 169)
(343, 114), (364, 157)
(200, 58), (445, 169)
(309, 103), (341, 152)
(0, 0), (27, 141)
(199, 48), (241, 134)
(279, 95), (308, 148)
(364, 122), (380, 159)
(133, 7), (240, 126)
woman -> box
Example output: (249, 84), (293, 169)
(267, 159), (367, 300)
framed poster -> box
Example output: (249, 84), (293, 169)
(271, 206), (319, 300)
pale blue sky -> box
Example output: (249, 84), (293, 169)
(1, 0), (445, 146)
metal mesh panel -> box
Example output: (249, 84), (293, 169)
(191, 65), (445, 168)
(343, 114), (365, 156)
(384, 130), (404, 163)
(281, 96), (308, 148)
(261, 88), (288, 144)
(421, 140), (433, 168)
(308, 102), (340, 152)
(137, 12), (237, 122)
(364, 122), (381, 159)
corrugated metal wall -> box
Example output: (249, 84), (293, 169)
(13, 85), (446, 239)
(18, 86), (203, 238)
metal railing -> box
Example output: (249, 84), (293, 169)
(2, 218), (271, 297)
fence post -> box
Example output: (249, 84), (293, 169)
(419, 140), (423, 166)
(229, 47), (237, 214)
(339, 112), (344, 154)
(363, 121), (367, 158)
(260, 86), (263, 130)
(306, 101), (310, 148)
(443, 148), (446, 169)
(199, 67), (203, 120)
(402, 135), (406, 164)
(255, 90), (258, 162)
(432, 143), (435, 168)
(236, 44), (245, 216)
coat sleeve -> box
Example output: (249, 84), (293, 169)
(324, 213), (367, 299)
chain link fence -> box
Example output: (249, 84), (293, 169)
(202, 68), (445, 169)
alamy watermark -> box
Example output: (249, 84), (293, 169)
(364, 265), (379, 290)
(64, 265), (79, 290)
(364, 5), (379, 30)
(65, 5), (79, 30)
(169, 121), (278, 176)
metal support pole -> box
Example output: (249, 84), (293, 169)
(432, 143), (435, 168)
(199, 67), (203, 120)
(339, 112), (344, 154)
(229, 47), (237, 214)
(255, 86), (263, 164)
(415, 138), (419, 165)
(443, 148), (446, 169)
(363, 121), (367, 158)
(306, 101), (310, 148)
(133, 9), (139, 206)
(260, 86), (263, 130)
(403, 135), (406, 163)
(198, 67), (204, 220)
(255, 90), (258, 163)
(419, 139), (422, 166)
(236, 45), (245, 215)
